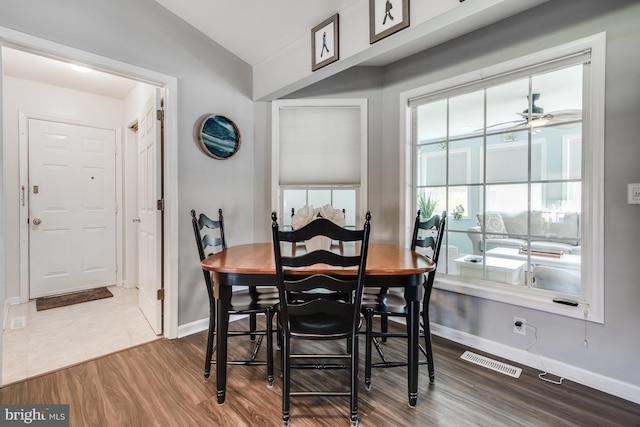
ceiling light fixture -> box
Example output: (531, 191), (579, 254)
(69, 64), (92, 73)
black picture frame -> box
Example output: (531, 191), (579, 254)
(197, 115), (241, 160)
(311, 14), (339, 71)
(369, 0), (410, 44)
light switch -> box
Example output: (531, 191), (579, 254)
(628, 183), (640, 204)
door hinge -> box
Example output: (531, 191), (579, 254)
(157, 289), (165, 301)
(157, 199), (165, 211)
(156, 109), (164, 121)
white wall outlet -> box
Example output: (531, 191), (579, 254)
(627, 183), (640, 204)
(513, 317), (526, 335)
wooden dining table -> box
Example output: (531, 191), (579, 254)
(201, 241), (435, 407)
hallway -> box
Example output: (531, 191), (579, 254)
(2, 285), (159, 384)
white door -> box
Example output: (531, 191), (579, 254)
(28, 119), (116, 298)
(137, 88), (163, 335)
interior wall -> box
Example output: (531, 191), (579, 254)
(261, 0), (640, 399)
(0, 0), (254, 327)
(2, 75), (126, 300)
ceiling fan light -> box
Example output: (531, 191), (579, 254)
(528, 118), (549, 128)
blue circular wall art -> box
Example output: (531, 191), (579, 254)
(197, 115), (240, 159)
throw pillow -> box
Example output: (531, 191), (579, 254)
(477, 212), (507, 238)
(548, 212), (580, 245)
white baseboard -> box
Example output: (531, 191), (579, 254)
(431, 323), (640, 406)
(177, 314), (249, 338)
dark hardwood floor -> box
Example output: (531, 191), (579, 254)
(1, 318), (639, 426)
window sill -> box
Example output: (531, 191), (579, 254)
(433, 274), (602, 323)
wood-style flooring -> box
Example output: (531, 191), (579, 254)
(1, 318), (639, 427)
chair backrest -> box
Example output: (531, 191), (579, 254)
(411, 209), (447, 291)
(191, 208), (227, 261)
(191, 209), (227, 302)
(271, 211), (371, 335)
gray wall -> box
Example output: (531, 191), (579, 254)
(281, 0), (640, 392)
(0, 0), (255, 326)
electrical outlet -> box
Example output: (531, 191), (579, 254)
(513, 317), (526, 335)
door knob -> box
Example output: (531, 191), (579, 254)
(132, 218), (141, 223)
(32, 218), (42, 225)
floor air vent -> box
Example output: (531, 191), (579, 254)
(460, 351), (522, 378)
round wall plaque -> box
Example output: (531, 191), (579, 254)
(197, 115), (240, 159)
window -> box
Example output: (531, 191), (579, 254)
(272, 99), (368, 227)
(402, 34), (605, 321)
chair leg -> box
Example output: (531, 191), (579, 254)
(204, 304), (216, 380)
(250, 313), (257, 341)
(364, 308), (373, 390)
(350, 331), (359, 427)
(266, 308), (274, 388)
(422, 309), (435, 384)
(282, 334), (291, 427)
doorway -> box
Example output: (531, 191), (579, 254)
(1, 40), (178, 384)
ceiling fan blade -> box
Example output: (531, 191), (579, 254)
(507, 122), (528, 132)
(545, 109), (582, 119)
(474, 119), (525, 132)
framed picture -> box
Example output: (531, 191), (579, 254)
(197, 115), (241, 160)
(311, 14), (339, 71)
(369, 0), (410, 44)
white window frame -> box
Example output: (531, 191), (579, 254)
(399, 33), (606, 322)
(272, 98), (368, 225)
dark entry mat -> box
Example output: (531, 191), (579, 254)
(36, 287), (113, 311)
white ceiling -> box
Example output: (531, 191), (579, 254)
(1, 1), (361, 98)
(2, 47), (139, 100)
(153, 0), (359, 66)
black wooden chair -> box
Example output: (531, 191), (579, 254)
(271, 211), (371, 427)
(361, 210), (446, 390)
(191, 209), (278, 386)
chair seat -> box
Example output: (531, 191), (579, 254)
(288, 312), (356, 336)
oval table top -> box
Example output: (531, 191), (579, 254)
(201, 242), (435, 276)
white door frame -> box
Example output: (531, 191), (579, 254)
(0, 26), (179, 340)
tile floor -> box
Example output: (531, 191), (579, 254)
(2, 285), (160, 385)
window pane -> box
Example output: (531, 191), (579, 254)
(417, 187), (445, 219)
(308, 189), (331, 208)
(417, 143), (446, 186)
(283, 189), (307, 226)
(416, 100), (447, 143)
(449, 137), (483, 184)
(531, 65), (583, 121)
(531, 126), (582, 181)
(448, 185), (480, 233)
(486, 183), (528, 213)
(486, 137), (529, 183)
(486, 79), (529, 133)
(332, 189), (356, 227)
(449, 91), (484, 138)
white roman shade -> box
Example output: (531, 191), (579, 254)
(278, 105), (362, 185)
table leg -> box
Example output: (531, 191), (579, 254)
(406, 297), (420, 407)
(216, 286), (231, 404)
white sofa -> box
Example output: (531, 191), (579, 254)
(467, 211), (581, 255)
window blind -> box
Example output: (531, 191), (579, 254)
(278, 106), (361, 185)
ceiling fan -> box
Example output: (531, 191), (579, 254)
(478, 93), (582, 132)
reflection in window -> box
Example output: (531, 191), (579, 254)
(414, 64), (584, 298)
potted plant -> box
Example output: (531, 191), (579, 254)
(453, 204), (465, 220)
(418, 191), (438, 219)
